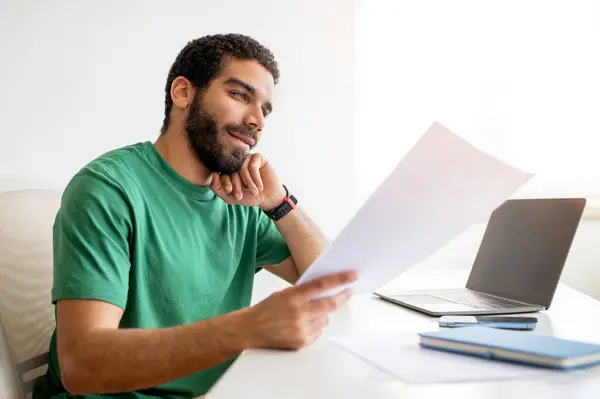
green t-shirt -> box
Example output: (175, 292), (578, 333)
(33, 141), (291, 399)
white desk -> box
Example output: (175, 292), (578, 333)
(207, 269), (600, 399)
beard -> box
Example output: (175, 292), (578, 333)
(184, 95), (257, 174)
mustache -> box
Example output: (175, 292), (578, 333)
(225, 124), (258, 143)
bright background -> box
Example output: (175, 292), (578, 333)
(355, 0), (600, 207)
(1, 0), (599, 299)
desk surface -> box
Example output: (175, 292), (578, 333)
(207, 269), (600, 399)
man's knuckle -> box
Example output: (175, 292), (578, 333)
(285, 294), (299, 308)
(311, 306), (322, 316)
(313, 279), (327, 291)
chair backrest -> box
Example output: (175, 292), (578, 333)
(0, 189), (61, 398)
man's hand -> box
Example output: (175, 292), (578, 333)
(245, 270), (358, 350)
(210, 153), (286, 211)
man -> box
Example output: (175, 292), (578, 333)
(33, 33), (356, 399)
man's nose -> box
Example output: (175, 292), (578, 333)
(244, 106), (265, 131)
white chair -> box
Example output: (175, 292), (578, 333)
(0, 189), (61, 399)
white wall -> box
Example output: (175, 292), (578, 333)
(0, 0), (355, 239)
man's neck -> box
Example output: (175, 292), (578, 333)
(153, 129), (213, 186)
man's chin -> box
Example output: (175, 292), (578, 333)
(214, 153), (246, 174)
(223, 139), (250, 156)
(229, 147), (249, 163)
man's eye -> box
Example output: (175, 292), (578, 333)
(231, 91), (248, 101)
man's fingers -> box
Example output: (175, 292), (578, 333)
(292, 271), (357, 302)
(210, 173), (222, 191)
(293, 316), (327, 349)
(239, 156), (258, 196)
(231, 173), (243, 200)
(304, 332), (323, 347)
(221, 175), (233, 195)
(305, 289), (351, 314)
(307, 315), (330, 330)
(210, 173), (228, 197)
(248, 154), (264, 192)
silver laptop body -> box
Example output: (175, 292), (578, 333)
(374, 198), (586, 316)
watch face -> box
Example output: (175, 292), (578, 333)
(272, 202), (293, 221)
(264, 191), (297, 220)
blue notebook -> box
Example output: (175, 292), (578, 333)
(418, 326), (600, 370)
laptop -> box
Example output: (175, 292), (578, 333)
(374, 198), (586, 316)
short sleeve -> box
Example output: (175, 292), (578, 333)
(52, 169), (132, 310)
(255, 209), (291, 268)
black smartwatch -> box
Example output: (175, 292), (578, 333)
(263, 185), (298, 221)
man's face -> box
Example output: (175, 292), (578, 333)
(185, 59), (275, 174)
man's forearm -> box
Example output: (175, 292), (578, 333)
(61, 307), (255, 395)
(274, 206), (329, 276)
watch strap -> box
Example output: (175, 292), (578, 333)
(264, 185), (297, 221)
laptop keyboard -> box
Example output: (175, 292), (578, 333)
(427, 289), (527, 309)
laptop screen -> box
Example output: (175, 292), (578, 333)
(466, 198), (586, 308)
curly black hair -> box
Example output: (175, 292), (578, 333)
(160, 33), (280, 133)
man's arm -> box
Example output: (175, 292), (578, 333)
(56, 270), (356, 395)
(57, 299), (251, 394)
(263, 206), (328, 284)
(209, 154), (329, 284)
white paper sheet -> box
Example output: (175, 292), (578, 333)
(296, 122), (534, 294)
(326, 332), (551, 384)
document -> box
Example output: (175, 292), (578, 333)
(296, 122), (534, 294)
(327, 332), (549, 383)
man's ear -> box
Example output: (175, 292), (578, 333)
(170, 77), (195, 109)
